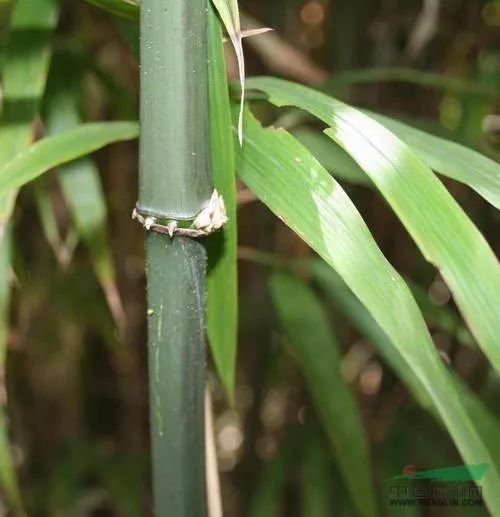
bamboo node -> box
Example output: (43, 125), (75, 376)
(133, 190), (228, 238)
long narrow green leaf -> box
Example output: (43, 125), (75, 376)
(291, 128), (370, 186)
(61, 159), (125, 326)
(0, 0), (13, 72)
(0, 122), (139, 198)
(206, 5), (238, 398)
(0, 225), (22, 515)
(247, 77), (500, 373)
(0, 0), (58, 510)
(309, 258), (500, 478)
(210, 0), (245, 144)
(327, 68), (498, 99)
(292, 117), (500, 210)
(380, 421), (422, 517)
(84, 0), (138, 21)
(248, 427), (300, 517)
(270, 271), (377, 517)
(309, 260), (432, 412)
(236, 109), (500, 513)
(43, 53), (125, 327)
(366, 110), (500, 209)
(33, 180), (74, 266)
(300, 427), (333, 517)
(0, 0), (58, 223)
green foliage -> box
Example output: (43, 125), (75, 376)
(210, 0), (245, 143)
(84, 0), (138, 21)
(2, 0), (500, 515)
(33, 180), (77, 265)
(327, 67), (499, 99)
(291, 127), (369, 185)
(300, 428), (333, 517)
(0, 0), (58, 509)
(248, 427), (301, 517)
(207, 5), (238, 398)
(0, 122), (139, 197)
(367, 110), (500, 209)
(310, 259), (500, 467)
(0, 0), (58, 220)
(247, 76), (500, 374)
(270, 271), (377, 517)
(237, 108), (500, 513)
(43, 54), (125, 326)
(0, 226), (22, 515)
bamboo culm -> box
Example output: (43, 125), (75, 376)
(139, 0), (213, 514)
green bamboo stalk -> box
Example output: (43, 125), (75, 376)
(145, 235), (207, 515)
(139, 0), (212, 220)
(139, 0), (213, 514)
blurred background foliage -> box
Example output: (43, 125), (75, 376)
(1, 0), (500, 515)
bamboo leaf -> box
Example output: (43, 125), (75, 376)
(206, 5), (238, 398)
(0, 0), (58, 223)
(0, 225), (22, 515)
(309, 258), (500, 477)
(60, 159), (126, 326)
(327, 67), (498, 99)
(84, 0), (138, 21)
(380, 421), (423, 517)
(300, 427), (333, 517)
(0, 0), (58, 511)
(33, 180), (75, 266)
(236, 109), (500, 513)
(291, 128), (370, 186)
(0, 122), (139, 198)
(366, 110), (500, 209)
(308, 260), (432, 411)
(0, 0), (13, 72)
(270, 271), (377, 517)
(292, 120), (500, 210)
(247, 77), (500, 374)
(43, 53), (125, 328)
(211, 0), (245, 144)
(248, 427), (301, 517)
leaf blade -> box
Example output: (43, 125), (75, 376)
(206, 4), (238, 398)
(0, 0), (58, 510)
(270, 271), (377, 517)
(366, 110), (500, 209)
(0, 0), (58, 222)
(247, 77), (500, 373)
(291, 127), (370, 186)
(309, 257), (500, 480)
(236, 109), (500, 512)
(210, 0), (245, 144)
(0, 122), (139, 198)
(0, 226), (22, 515)
(84, 0), (138, 21)
(43, 52), (125, 328)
